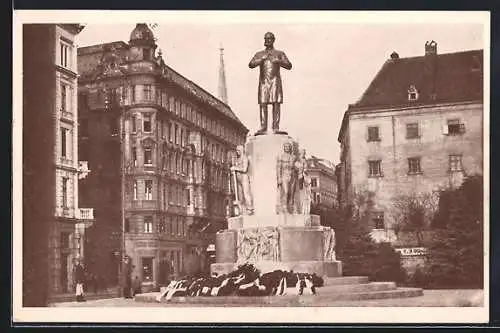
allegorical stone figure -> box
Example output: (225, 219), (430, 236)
(294, 148), (312, 215)
(277, 142), (297, 214)
(231, 145), (254, 215)
(249, 32), (292, 134)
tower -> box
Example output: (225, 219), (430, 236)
(218, 44), (228, 104)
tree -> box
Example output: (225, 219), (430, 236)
(339, 190), (406, 284)
(392, 192), (439, 246)
(425, 175), (483, 289)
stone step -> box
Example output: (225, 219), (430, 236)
(317, 281), (396, 294)
(135, 287), (423, 306)
(323, 276), (369, 286)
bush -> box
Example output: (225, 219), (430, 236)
(425, 175), (483, 289)
(340, 212), (406, 284)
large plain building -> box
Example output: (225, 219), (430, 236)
(23, 24), (94, 301)
(77, 24), (248, 289)
(337, 41), (483, 243)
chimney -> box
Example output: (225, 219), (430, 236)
(390, 51), (399, 60)
(424, 40), (438, 99)
(425, 40), (437, 56)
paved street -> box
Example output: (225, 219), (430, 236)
(50, 289), (483, 307)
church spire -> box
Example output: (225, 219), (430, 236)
(218, 44), (228, 104)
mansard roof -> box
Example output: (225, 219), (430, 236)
(77, 41), (247, 131)
(349, 49), (483, 111)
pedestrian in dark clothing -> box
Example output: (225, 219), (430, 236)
(121, 256), (132, 298)
(73, 259), (86, 302)
(132, 276), (142, 296)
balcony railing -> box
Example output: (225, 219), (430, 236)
(76, 208), (94, 220)
(78, 161), (91, 179)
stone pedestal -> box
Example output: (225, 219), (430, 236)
(211, 134), (342, 277)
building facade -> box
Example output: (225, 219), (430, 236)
(337, 41), (483, 243)
(23, 24), (94, 299)
(307, 156), (337, 209)
(77, 24), (248, 289)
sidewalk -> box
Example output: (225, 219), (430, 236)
(50, 289), (484, 307)
(48, 288), (118, 304)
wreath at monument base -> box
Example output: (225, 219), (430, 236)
(155, 264), (324, 301)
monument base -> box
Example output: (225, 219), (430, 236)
(213, 221), (341, 278)
(211, 260), (342, 277)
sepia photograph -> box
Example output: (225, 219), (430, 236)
(13, 10), (490, 324)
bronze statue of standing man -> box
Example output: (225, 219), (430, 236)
(249, 32), (292, 135)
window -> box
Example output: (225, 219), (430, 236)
(60, 232), (70, 249)
(372, 212), (385, 229)
(79, 119), (89, 138)
(109, 117), (118, 135)
(186, 189), (191, 205)
(143, 84), (152, 101)
(143, 48), (151, 60)
(181, 103), (186, 118)
(124, 218), (130, 233)
(145, 180), (153, 200)
(311, 178), (318, 188)
(177, 217), (182, 236)
(408, 157), (422, 174)
(180, 129), (184, 146)
(144, 216), (153, 233)
(445, 119), (465, 135)
(175, 124), (179, 145)
(406, 123), (419, 139)
(60, 128), (67, 158)
(315, 193), (321, 204)
(367, 126), (380, 142)
(59, 42), (70, 68)
(133, 181), (138, 200)
(408, 85), (419, 101)
(131, 85), (136, 102)
(144, 148), (152, 166)
(368, 160), (382, 177)
(132, 148), (138, 167)
(62, 177), (69, 208)
(131, 116), (137, 133)
(60, 84), (67, 111)
(143, 114), (152, 132)
(172, 217), (178, 235)
(449, 154), (463, 172)
(141, 257), (153, 281)
(78, 92), (88, 110)
(165, 217), (171, 234)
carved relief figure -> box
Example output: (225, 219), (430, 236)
(249, 32), (292, 134)
(230, 145), (254, 215)
(237, 228), (280, 263)
(294, 149), (312, 215)
(276, 142), (297, 214)
(323, 228), (336, 262)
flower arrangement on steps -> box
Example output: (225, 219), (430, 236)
(156, 264), (324, 301)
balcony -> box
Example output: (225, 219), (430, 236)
(78, 161), (91, 179)
(76, 208), (94, 220)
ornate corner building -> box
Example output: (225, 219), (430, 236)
(77, 24), (248, 288)
(23, 24), (94, 299)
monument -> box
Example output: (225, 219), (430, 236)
(211, 32), (342, 277)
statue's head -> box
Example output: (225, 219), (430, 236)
(236, 145), (244, 156)
(283, 142), (292, 153)
(264, 32), (275, 48)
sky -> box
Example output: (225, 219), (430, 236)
(76, 15), (485, 163)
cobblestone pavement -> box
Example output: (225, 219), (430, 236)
(50, 289), (483, 308)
